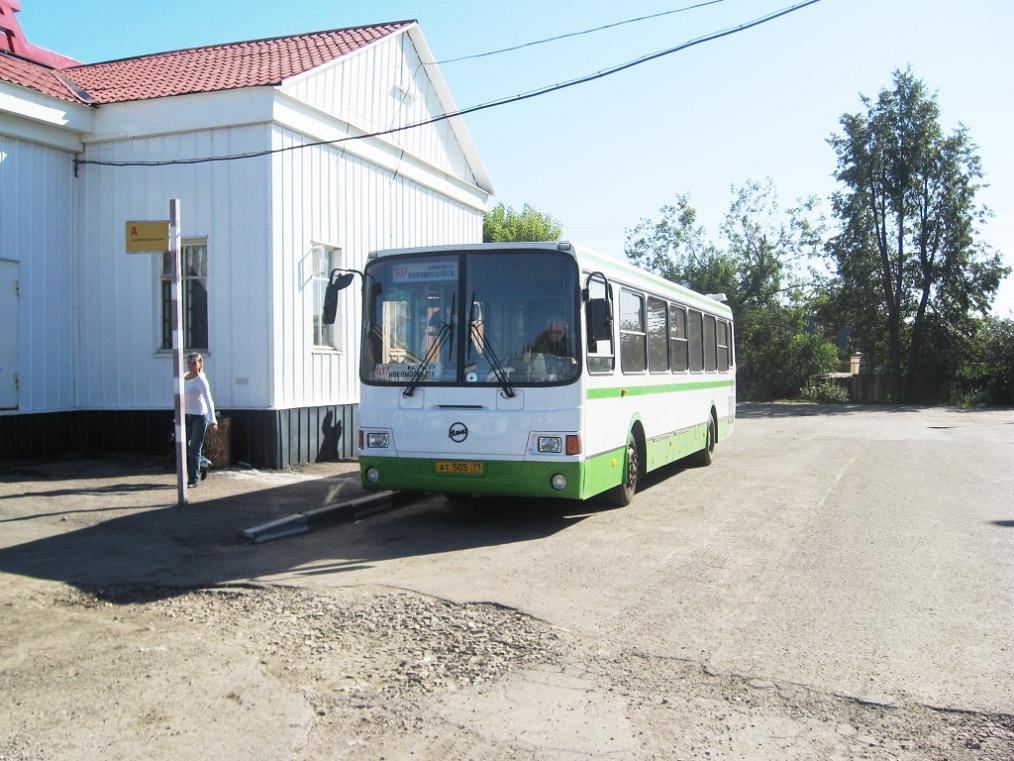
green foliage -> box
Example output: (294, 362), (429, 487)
(625, 182), (836, 401)
(953, 317), (1014, 406)
(483, 202), (562, 243)
(827, 68), (1010, 402)
(622, 71), (1011, 405)
(801, 379), (850, 404)
(625, 181), (825, 316)
(624, 194), (732, 292)
(722, 179), (826, 309)
(736, 304), (840, 400)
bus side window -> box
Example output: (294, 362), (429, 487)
(704, 314), (717, 372)
(647, 296), (669, 373)
(620, 289), (647, 374)
(669, 304), (688, 372)
(688, 309), (704, 372)
(717, 320), (730, 372)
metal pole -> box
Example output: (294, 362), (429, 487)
(170, 199), (188, 506)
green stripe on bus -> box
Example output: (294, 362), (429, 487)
(587, 379), (734, 400)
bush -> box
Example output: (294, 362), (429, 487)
(736, 304), (840, 400)
(801, 379), (850, 403)
(953, 317), (1014, 406)
(950, 387), (990, 409)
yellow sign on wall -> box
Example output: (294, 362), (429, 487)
(125, 220), (169, 253)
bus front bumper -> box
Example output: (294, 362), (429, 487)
(358, 454), (621, 501)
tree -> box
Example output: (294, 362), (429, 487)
(624, 193), (737, 300)
(721, 179), (825, 310)
(735, 304), (839, 400)
(483, 202), (562, 242)
(828, 69), (1009, 401)
(625, 184), (838, 400)
(626, 182), (825, 314)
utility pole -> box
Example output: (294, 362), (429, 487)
(169, 199), (188, 506)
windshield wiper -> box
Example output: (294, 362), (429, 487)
(468, 292), (515, 398)
(403, 295), (454, 398)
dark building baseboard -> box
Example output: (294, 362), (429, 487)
(0, 404), (358, 470)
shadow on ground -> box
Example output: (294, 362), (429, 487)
(735, 402), (929, 419)
(737, 401), (1014, 420)
(0, 458), (620, 603)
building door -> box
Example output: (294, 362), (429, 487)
(0, 260), (18, 409)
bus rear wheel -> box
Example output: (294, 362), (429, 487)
(693, 415), (716, 467)
(607, 432), (639, 507)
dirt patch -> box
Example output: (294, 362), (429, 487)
(607, 650), (1014, 761)
(4, 583), (1012, 760)
(123, 585), (565, 696)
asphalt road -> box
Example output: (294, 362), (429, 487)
(2, 403), (1012, 759)
(262, 403), (1014, 715)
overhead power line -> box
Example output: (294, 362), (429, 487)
(76, 0), (824, 170)
(433, 0), (728, 65)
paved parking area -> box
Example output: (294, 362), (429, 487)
(2, 403), (1012, 760)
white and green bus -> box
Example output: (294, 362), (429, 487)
(335, 241), (734, 506)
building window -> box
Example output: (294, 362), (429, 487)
(619, 288), (646, 373)
(161, 240), (208, 350)
(311, 244), (341, 350)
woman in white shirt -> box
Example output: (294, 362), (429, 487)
(184, 352), (218, 487)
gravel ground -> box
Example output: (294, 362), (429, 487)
(4, 582), (1010, 760)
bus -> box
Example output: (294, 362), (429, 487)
(328, 241), (735, 506)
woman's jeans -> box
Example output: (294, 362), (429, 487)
(186, 414), (208, 484)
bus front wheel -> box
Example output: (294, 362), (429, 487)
(607, 432), (639, 507)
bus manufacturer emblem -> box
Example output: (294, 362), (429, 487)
(448, 422), (468, 443)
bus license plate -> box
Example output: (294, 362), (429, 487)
(435, 460), (485, 476)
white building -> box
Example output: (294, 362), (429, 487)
(0, 6), (493, 466)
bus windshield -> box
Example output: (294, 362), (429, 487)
(362, 250), (579, 386)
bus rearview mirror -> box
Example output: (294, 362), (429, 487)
(587, 298), (612, 343)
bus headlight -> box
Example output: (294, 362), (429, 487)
(366, 432), (390, 449)
(365, 467), (380, 483)
(538, 436), (563, 454)
(550, 474), (567, 491)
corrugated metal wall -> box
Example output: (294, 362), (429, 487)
(282, 32), (472, 184)
(72, 95), (482, 418)
(0, 135), (76, 413)
(74, 124), (274, 412)
(4, 34), (487, 466)
(270, 125), (482, 412)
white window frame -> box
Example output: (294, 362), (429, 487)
(161, 239), (209, 351)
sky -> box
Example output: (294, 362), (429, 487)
(19, 0), (1014, 316)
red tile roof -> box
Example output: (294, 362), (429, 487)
(0, 51), (78, 101)
(1, 22), (414, 106)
